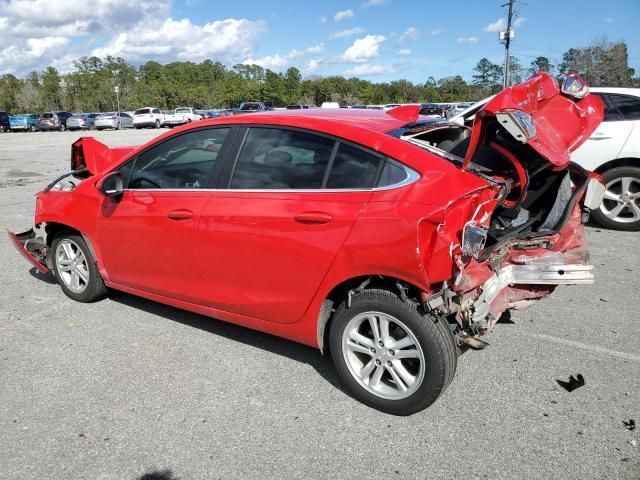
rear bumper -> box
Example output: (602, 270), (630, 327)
(133, 121), (156, 127)
(7, 228), (49, 273)
(10, 125), (27, 130)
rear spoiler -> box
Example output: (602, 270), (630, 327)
(71, 137), (136, 175)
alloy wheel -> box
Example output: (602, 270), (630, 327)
(342, 311), (425, 400)
(600, 176), (640, 224)
(55, 239), (90, 293)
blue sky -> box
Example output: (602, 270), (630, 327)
(0, 0), (638, 82)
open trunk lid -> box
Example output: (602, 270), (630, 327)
(463, 72), (603, 170)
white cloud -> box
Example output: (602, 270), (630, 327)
(341, 34), (385, 63)
(397, 48), (411, 56)
(363, 0), (387, 7)
(306, 43), (325, 54)
(27, 36), (70, 57)
(484, 16), (525, 32)
(431, 28), (441, 36)
(344, 63), (396, 76)
(305, 58), (322, 74)
(93, 17), (266, 63)
(457, 36), (479, 44)
(399, 27), (419, 42)
(334, 9), (354, 22)
(330, 27), (365, 39)
(244, 44), (325, 71)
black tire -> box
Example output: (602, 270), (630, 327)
(115, 121), (121, 130)
(59, 123), (66, 132)
(591, 166), (640, 231)
(51, 233), (107, 303)
(155, 119), (160, 129)
(29, 124), (36, 132)
(0, 125), (5, 132)
(329, 289), (457, 415)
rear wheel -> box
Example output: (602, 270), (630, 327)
(51, 234), (107, 303)
(329, 289), (457, 415)
(115, 121), (121, 130)
(0, 125), (5, 132)
(155, 119), (160, 129)
(59, 123), (66, 132)
(29, 124), (36, 132)
(592, 166), (640, 231)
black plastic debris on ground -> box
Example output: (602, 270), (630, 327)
(623, 419), (636, 431)
(556, 374), (585, 392)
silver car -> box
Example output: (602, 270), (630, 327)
(94, 112), (134, 130)
(67, 113), (99, 131)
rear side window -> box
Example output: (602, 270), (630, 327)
(598, 94), (623, 121)
(608, 94), (640, 121)
(134, 108), (150, 115)
(153, 109), (161, 114)
(326, 143), (382, 189)
(231, 128), (335, 189)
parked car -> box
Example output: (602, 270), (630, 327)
(8, 72), (604, 415)
(37, 112), (73, 131)
(67, 113), (99, 131)
(162, 107), (201, 127)
(286, 105), (311, 110)
(0, 111), (10, 132)
(9, 114), (39, 132)
(133, 107), (164, 129)
(234, 102), (268, 115)
(418, 103), (442, 117)
(450, 86), (640, 231)
(383, 104), (402, 110)
(94, 112), (133, 130)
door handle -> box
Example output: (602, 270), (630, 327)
(167, 209), (194, 221)
(294, 212), (333, 224)
(589, 133), (612, 140)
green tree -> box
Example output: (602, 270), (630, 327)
(529, 56), (553, 77)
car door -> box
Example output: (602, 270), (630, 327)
(571, 93), (634, 171)
(198, 126), (386, 324)
(95, 126), (232, 303)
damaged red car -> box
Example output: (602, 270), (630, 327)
(9, 72), (605, 415)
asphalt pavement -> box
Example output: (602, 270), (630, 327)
(0, 129), (638, 480)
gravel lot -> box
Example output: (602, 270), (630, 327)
(1, 129), (639, 480)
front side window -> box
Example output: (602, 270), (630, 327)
(231, 128), (335, 189)
(608, 93), (640, 121)
(125, 128), (229, 189)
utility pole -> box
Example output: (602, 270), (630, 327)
(501, 0), (516, 88)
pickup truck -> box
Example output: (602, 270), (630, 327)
(162, 107), (202, 127)
(233, 102), (268, 115)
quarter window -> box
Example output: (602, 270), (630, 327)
(126, 128), (229, 189)
(231, 128), (335, 189)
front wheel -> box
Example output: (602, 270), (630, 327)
(329, 289), (457, 415)
(51, 234), (107, 302)
(29, 124), (36, 132)
(591, 166), (640, 231)
(59, 123), (66, 132)
(155, 120), (160, 129)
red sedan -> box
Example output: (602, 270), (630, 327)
(9, 73), (605, 415)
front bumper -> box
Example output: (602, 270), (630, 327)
(7, 228), (49, 273)
(10, 124), (27, 130)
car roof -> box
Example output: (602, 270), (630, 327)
(202, 108), (415, 134)
(590, 87), (640, 97)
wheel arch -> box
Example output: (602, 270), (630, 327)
(593, 157), (640, 174)
(316, 274), (428, 353)
(44, 222), (100, 271)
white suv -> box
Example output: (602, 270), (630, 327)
(450, 88), (640, 231)
(133, 107), (164, 129)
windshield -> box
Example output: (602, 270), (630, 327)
(240, 103), (260, 111)
(175, 108), (191, 113)
(42, 113), (54, 119)
(135, 108), (151, 115)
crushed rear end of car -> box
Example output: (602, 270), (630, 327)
(394, 73), (605, 347)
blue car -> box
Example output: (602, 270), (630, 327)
(9, 114), (39, 132)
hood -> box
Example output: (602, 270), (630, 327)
(71, 137), (136, 175)
(463, 72), (604, 170)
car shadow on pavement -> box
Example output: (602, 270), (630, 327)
(107, 290), (348, 395)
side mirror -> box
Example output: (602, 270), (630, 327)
(99, 171), (124, 198)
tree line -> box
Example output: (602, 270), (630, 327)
(0, 39), (636, 114)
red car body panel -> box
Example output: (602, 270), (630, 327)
(10, 73), (605, 350)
